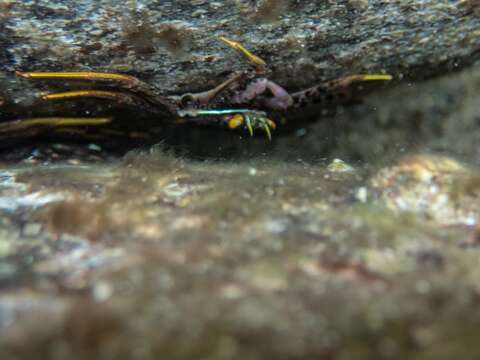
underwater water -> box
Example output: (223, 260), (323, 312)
(1, 1), (480, 359)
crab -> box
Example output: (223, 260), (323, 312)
(9, 37), (392, 141)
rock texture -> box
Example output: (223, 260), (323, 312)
(0, 0), (479, 102)
(1, 146), (480, 359)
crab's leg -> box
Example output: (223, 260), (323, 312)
(41, 89), (142, 105)
(16, 71), (176, 113)
(168, 73), (242, 106)
(38, 89), (164, 114)
(177, 108), (260, 117)
(219, 36), (266, 67)
(0, 117), (112, 134)
(331, 74), (392, 87)
(244, 114), (254, 137)
(16, 71), (142, 87)
(291, 74), (392, 108)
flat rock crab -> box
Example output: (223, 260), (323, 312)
(10, 37), (392, 140)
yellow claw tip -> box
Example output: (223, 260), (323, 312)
(263, 124), (272, 141)
(219, 36), (267, 67)
(362, 74), (393, 81)
(244, 115), (254, 136)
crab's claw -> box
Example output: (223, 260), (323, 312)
(227, 112), (276, 140)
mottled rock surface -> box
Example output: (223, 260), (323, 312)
(0, 0), (479, 103)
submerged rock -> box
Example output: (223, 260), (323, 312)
(370, 154), (480, 226)
(0, 146), (479, 359)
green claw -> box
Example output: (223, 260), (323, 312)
(179, 108), (275, 139)
(245, 115), (254, 137)
(263, 124), (272, 140)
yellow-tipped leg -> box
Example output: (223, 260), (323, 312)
(219, 36), (267, 67)
(328, 73), (393, 90)
(351, 74), (393, 81)
(42, 90), (119, 101)
(338, 74), (393, 87)
(41, 90), (141, 107)
(24, 117), (112, 127)
(16, 70), (177, 113)
(16, 71), (142, 88)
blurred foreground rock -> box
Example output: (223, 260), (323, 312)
(1, 147), (480, 358)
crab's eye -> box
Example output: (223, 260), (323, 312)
(227, 114), (244, 129)
(179, 93), (195, 106)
